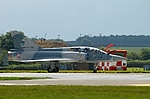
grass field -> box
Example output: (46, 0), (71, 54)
(0, 85), (149, 99)
(112, 47), (150, 53)
(0, 77), (49, 80)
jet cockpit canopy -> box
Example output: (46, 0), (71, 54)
(70, 46), (107, 54)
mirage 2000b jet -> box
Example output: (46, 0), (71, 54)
(8, 31), (127, 73)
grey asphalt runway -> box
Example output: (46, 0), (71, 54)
(0, 73), (150, 86)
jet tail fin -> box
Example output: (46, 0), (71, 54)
(11, 31), (42, 51)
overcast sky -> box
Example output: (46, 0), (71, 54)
(0, 0), (149, 41)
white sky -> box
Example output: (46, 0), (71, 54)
(0, 0), (150, 41)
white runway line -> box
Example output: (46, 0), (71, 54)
(128, 84), (150, 86)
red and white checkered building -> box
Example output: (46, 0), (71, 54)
(96, 60), (127, 70)
(96, 44), (127, 70)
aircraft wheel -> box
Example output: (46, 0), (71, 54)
(54, 67), (59, 73)
(47, 67), (59, 73)
(47, 67), (53, 73)
(93, 70), (97, 73)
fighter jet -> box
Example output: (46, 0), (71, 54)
(8, 31), (127, 73)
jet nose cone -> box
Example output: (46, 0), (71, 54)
(111, 54), (127, 61)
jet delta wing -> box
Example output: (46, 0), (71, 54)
(8, 31), (127, 73)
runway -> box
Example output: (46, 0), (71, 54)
(0, 73), (150, 86)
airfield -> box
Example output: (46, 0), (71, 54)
(0, 73), (150, 86)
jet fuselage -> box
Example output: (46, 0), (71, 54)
(8, 47), (112, 63)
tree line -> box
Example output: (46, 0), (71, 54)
(67, 35), (150, 47)
(127, 48), (150, 60)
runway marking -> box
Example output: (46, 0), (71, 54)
(0, 83), (15, 85)
(0, 83), (38, 85)
(128, 84), (150, 86)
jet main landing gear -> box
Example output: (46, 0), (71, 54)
(47, 62), (60, 73)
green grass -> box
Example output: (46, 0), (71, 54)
(0, 70), (94, 73)
(0, 77), (49, 80)
(0, 85), (149, 99)
(0, 70), (48, 73)
(112, 47), (150, 53)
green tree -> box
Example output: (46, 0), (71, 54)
(0, 49), (7, 66)
(140, 48), (150, 60)
(127, 52), (141, 60)
(0, 31), (24, 50)
(81, 38), (93, 46)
